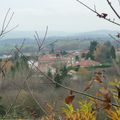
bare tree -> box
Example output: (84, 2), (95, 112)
(0, 8), (18, 38)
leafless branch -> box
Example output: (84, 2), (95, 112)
(0, 8), (19, 38)
(39, 40), (57, 52)
(26, 80), (49, 116)
(94, 4), (97, 12)
(35, 31), (41, 43)
(106, 0), (120, 19)
(76, 0), (120, 26)
(109, 34), (120, 43)
(34, 26), (48, 51)
(1, 8), (11, 33)
(2, 24), (19, 36)
(19, 39), (26, 51)
(3, 12), (14, 32)
(34, 33), (41, 49)
(118, 0), (120, 6)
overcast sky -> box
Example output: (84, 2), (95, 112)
(0, 0), (120, 33)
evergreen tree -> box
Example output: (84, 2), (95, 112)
(89, 41), (98, 53)
(86, 41), (98, 60)
(47, 69), (53, 78)
(54, 73), (61, 88)
(54, 65), (68, 88)
(85, 52), (94, 60)
(60, 50), (67, 55)
(75, 55), (80, 61)
(94, 41), (116, 63)
(111, 46), (116, 59)
(60, 65), (68, 78)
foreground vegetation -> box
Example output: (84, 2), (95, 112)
(0, 53), (119, 120)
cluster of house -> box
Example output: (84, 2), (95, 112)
(0, 50), (102, 75)
(32, 50), (102, 73)
(0, 50), (102, 81)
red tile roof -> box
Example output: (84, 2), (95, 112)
(38, 54), (66, 62)
(76, 60), (101, 67)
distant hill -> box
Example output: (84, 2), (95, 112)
(0, 38), (34, 46)
(3, 29), (120, 39)
(72, 29), (119, 40)
(3, 31), (72, 39)
(0, 29), (119, 55)
(1, 29), (119, 46)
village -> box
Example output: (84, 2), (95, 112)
(0, 42), (118, 77)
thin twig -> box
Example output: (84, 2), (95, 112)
(3, 12), (14, 32)
(26, 80), (49, 116)
(34, 26), (48, 51)
(34, 34), (41, 49)
(76, 0), (120, 26)
(35, 31), (41, 44)
(118, 0), (120, 6)
(2, 24), (19, 35)
(109, 34), (120, 44)
(0, 8), (18, 38)
(19, 39), (26, 51)
(1, 8), (11, 35)
(39, 40), (58, 52)
(107, 0), (120, 19)
(94, 4), (97, 12)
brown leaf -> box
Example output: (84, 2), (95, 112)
(103, 103), (111, 110)
(65, 95), (75, 104)
(93, 99), (101, 110)
(93, 75), (102, 83)
(46, 103), (53, 113)
(97, 71), (102, 75)
(101, 87), (111, 100)
(100, 87), (111, 110)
